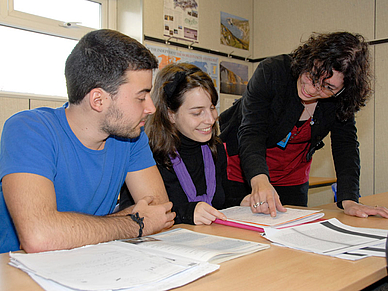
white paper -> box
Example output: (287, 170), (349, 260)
(339, 239), (387, 257)
(136, 228), (270, 264)
(220, 206), (323, 227)
(27, 261), (219, 291)
(9, 228), (269, 291)
(264, 218), (388, 260)
(10, 241), (218, 291)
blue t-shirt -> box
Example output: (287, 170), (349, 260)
(0, 105), (155, 252)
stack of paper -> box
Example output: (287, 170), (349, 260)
(142, 228), (270, 264)
(9, 228), (270, 291)
(215, 206), (324, 232)
(263, 218), (388, 260)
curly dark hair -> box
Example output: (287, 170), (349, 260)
(145, 63), (220, 169)
(291, 32), (372, 121)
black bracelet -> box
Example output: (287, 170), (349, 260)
(127, 212), (144, 237)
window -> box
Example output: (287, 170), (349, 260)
(14, 0), (101, 29)
(0, 0), (114, 99)
(0, 26), (76, 97)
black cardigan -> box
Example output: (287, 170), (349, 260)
(220, 54), (360, 208)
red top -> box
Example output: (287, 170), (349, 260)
(224, 143), (245, 183)
(224, 119), (312, 186)
(266, 119), (312, 186)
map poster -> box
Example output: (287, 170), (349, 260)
(164, 0), (199, 42)
(146, 44), (220, 110)
(146, 44), (219, 92)
(220, 12), (250, 50)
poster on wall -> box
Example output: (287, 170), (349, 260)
(220, 12), (250, 50)
(164, 0), (199, 42)
(220, 61), (248, 95)
(146, 44), (219, 95)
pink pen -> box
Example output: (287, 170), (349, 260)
(213, 219), (265, 233)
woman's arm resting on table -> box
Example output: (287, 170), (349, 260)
(342, 200), (388, 218)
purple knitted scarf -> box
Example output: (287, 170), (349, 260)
(170, 145), (216, 204)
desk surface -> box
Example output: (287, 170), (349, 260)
(1, 193), (387, 291)
(309, 176), (337, 188)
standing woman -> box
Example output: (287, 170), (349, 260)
(222, 31), (388, 218)
(145, 63), (242, 225)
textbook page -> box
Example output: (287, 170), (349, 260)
(9, 241), (219, 291)
(346, 240), (387, 257)
(127, 228), (270, 264)
(220, 206), (324, 228)
(26, 260), (218, 291)
(263, 218), (388, 260)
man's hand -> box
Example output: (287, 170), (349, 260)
(132, 196), (175, 236)
(3, 173), (174, 253)
(342, 200), (388, 218)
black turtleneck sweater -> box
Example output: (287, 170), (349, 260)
(159, 134), (228, 224)
(118, 135), (240, 224)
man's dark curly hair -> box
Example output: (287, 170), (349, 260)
(291, 32), (372, 121)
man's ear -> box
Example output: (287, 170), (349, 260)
(168, 110), (176, 124)
(89, 88), (107, 112)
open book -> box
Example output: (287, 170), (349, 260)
(9, 228), (269, 291)
(131, 228), (270, 264)
(215, 206), (324, 232)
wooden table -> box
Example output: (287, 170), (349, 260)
(1, 193), (387, 291)
(309, 176), (337, 188)
(359, 192), (388, 207)
(318, 190), (388, 211)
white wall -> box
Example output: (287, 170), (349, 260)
(143, 0), (255, 112)
(253, 0), (374, 59)
(142, 0), (388, 205)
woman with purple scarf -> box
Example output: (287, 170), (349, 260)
(142, 63), (248, 225)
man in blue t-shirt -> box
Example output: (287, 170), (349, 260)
(0, 29), (175, 253)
